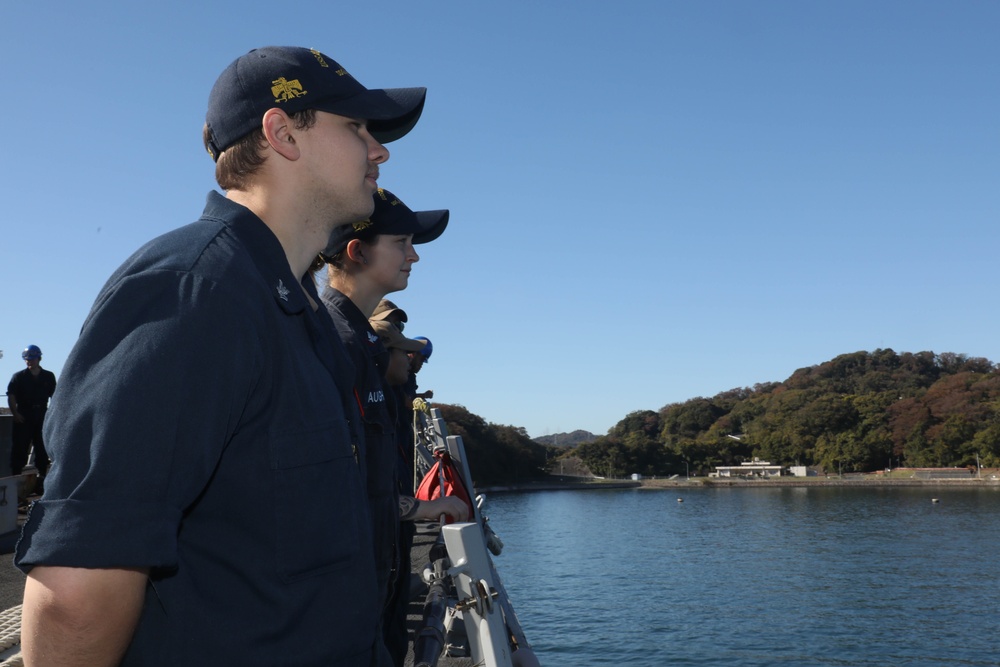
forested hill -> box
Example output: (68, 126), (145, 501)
(532, 430), (596, 447)
(435, 403), (556, 484)
(567, 350), (1000, 478)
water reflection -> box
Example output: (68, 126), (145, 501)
(484, 487), (1000, 667)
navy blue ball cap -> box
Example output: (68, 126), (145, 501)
(321, 188), (449, 259)
(205, 46), (426, 161)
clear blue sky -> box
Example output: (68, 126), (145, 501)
(2, 1), (997, 439)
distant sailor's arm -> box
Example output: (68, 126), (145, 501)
(22, 565), (148, 667)
(7, 393), (23, 423)
(400, 495), (470, 522)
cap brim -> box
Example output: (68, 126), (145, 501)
(412, 210), (449, 245)
(316, 87), (426, 144)
(321, 203), (446, 260)
(370, 307), (408, 322)
(393, 337), (428, 353)
(370, 321), (427, 351)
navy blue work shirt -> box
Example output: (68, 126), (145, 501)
(321, 288), (400, 618)
(15, 192), (378, 667)
(6, 368), (57, 422)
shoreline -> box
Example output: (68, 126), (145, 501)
(481, 475), (1000, 493)
(641, 476), (1000, 489)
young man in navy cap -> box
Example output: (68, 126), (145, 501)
(17, 46), (426, 667)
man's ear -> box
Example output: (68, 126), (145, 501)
(262, 108), (301, 161)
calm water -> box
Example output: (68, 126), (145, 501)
(481, 486), (1000, 667)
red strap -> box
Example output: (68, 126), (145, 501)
(353, 388), (365, 418)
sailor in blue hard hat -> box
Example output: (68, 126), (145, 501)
(405, 336), (433, 402)
(412, 337), (432, 364)
(7, 344), (57, 486)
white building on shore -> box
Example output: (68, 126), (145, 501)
(712, 458), (783, 478)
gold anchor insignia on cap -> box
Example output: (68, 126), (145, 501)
(271, 77), (306, 103)
(353, 219), (374, 232)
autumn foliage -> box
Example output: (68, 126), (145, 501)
(435, 403), (554, 484)
(566, 350), (1000, 478)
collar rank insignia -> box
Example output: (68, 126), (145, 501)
(276, 279), (290, 302)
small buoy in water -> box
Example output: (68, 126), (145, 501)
(931, 498), (940, 503)
(677, 498), (683, 503)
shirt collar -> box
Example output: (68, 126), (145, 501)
(203, 191), (318, 315)
(320, 286), (368, 326)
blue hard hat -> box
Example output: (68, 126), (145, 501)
(22, 344), (42, 360)
(413, 337), (432, 361)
